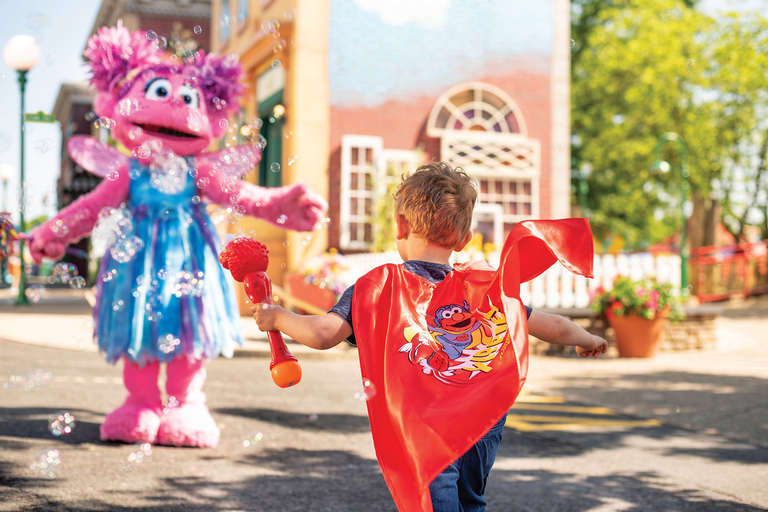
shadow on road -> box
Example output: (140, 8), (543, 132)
(486, 467), (768, 511)
(215, 407), (371, 434)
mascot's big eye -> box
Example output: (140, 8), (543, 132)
(145, 78), (172, 100)
(178, 85), (200, 108)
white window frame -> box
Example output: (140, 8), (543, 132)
(340, 136), (417, 250)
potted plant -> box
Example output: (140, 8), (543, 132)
(591, 275), (685, 357)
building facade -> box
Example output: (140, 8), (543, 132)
(213, 0), (571, 271)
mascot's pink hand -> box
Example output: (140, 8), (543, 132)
(28, 227), (66, 265)
(265, 183), (328, 232)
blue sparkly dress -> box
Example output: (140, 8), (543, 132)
(94, 158), (243, 366)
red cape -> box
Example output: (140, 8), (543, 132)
(351, 219), (594, 511)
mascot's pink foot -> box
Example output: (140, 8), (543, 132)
(157, 358), (219, 447)
(157, 403), (220, 447)
(100, 359), (162, 444)
(100, 402), (162, 444)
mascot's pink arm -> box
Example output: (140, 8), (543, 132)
(28, 165), (131, 264)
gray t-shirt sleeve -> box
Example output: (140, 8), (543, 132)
(329, 285), (356, 345)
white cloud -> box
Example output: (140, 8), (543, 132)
(352, 0), (450, 29)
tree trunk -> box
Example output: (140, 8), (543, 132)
(690, 191), (721, 249)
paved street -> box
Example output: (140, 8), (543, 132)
(0, 289), (767, 511)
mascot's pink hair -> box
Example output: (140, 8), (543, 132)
(84, 20), (244, 121)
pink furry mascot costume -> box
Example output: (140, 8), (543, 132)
(28, 22), (327, 448)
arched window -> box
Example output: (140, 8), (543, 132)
(427, 82), (540, 238)
(427, 81), (526, 137)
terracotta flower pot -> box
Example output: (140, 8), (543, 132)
(284, 273), (337, 310)
(609, 312), (668, 358)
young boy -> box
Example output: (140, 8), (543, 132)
(251, 162), (607, 512)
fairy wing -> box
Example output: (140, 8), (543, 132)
(67, 135), (131, 178)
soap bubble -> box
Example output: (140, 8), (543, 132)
(69, 275), (86, 289)
(354, 378), (377, 401)
(48, 412), (76, 436)
(570, 39), (575, 49)
(29, 448), (61, 479)
(146, 30), (158, 41)
(270, 162), (281, 173)
(193, 25), (202, 35)
(276, 214), (287, 225)
(685, 59), (695, 68)
(660, 9), (671, 19)
(242, 431), (264, 448)
(34, 138), (53, 153)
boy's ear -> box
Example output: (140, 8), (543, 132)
(395, 214), (410, 240)
(454, 230), (473, 252)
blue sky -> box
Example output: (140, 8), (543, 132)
(0, 0), (765, 225)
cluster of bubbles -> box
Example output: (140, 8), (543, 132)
(172, 270), (205, 298)
(158, 334), (181, 355)
(25, 285), (46, 303)
(91, 207), (145, 263)
(242, 431), (264, 448)
(353, 378), (377, 402)
(162, 395), (180, 413)
(52, 262), (86, 289)
(3, 369), (52, 391)
(123, 443), (153, 473)
(149, 146), (189, 195)
(48, 411), (76, 436)
(29, 448), (61, 479)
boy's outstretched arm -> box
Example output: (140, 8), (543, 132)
(527, 310), (607, 358)
(250, 304), (352, 351)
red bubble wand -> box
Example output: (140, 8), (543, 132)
(219, 237), (302, 388)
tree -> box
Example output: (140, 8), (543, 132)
(571, 0), (768, 249)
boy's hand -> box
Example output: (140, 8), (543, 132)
(575, 335), (608, 358)
(250, 303), (282, 332)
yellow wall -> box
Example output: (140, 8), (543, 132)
(212, 0), (331, 315)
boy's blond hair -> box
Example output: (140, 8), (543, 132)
(394, 162), (477, 248)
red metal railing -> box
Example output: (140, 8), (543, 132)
(689, 241), (768, 302)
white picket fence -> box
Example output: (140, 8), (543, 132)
(341, 250), (682, 311)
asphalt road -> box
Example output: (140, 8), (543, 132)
(1, 331), (767, 512)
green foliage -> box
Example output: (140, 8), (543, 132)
(591, 275), (686, 321)
(571, 0), (768, 247)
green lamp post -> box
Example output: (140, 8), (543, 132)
(652, 132), (690, 294)
(3, 34), (41, 305)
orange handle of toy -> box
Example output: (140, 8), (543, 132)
(243, 271), (302, 388)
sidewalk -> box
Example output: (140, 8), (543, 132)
(0, 286), (359, 360)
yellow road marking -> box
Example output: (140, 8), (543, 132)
(506, 394), (661, 431)
(513, 403), (618, 415)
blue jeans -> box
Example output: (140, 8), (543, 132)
(428, 415), (505, 512)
